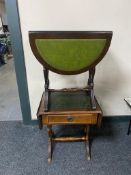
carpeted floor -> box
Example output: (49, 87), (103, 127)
(0, 121), (130, 175)
(0, 59), (22, 121)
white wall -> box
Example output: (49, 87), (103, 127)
(0, 1), (4, 34)
(0, 16), (3, 34)
(0, 0), (8, 25)
(18, 0), (131, 119)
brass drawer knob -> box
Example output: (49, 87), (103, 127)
(67, 116), (74, 122)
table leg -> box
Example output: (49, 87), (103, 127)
(97, 114), (102, 128)
(38, 115), (43, 130)
(85, 125), (91, 160)
(127, 120), (131, 135)
(47, 125), (53, 163)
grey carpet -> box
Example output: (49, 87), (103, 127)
(0, 121), (130, 175)
(0, 59), (22, 121)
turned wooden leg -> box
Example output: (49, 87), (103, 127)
(85, 125), (91, 160)
(88, 68), (96, 109)
(90, 90), (96, 109)
(47, 125), (53, 163)
(127, 120), (131, 135)
(43, 68), (49, 111)
(97, 114), (102, 128)
(37, 115), (43, 130)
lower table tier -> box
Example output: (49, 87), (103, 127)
(37, 91), (102, 163)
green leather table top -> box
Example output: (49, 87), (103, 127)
(35, 39), (106, 72)
(49, 91), (92, 111)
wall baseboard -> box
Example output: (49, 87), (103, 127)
(102, 115), (131, 122)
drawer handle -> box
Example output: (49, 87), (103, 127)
(67, 116), (74, 122)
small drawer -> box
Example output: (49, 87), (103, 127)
(47, 113), (97, 124)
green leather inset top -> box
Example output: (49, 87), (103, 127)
(35, 39), (106, 72)
(49, 91), (92, 110)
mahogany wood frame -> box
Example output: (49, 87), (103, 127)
(37, 94), (102, 163)
(47, 124), (91, 163)
(29, 31), (112, 75)
(29, 31), (112, 111)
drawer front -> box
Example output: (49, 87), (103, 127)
(47, 114), (97, 124)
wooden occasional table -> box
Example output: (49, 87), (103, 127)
(37, 90), (102, 163)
